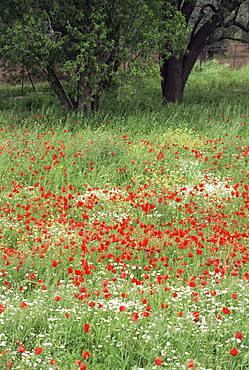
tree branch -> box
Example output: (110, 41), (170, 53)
(191, 3), (219, 37)
(180, 1), (196, 24)
(225, 20), (249, 32)
(205, 36), (249, 47)
(200, 3), (218, 14)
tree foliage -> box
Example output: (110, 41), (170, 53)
(0, 0), (186, 112)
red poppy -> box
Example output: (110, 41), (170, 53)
(20, 302), (28, 309)
(83, 324), (92, 333)
(160, 303), (169, 309)
(141, 312), (150, 317)
(176, 311), (183, 317)
(187, 360), (195, 368)
(82, 351), (91, 358)
(222, 307), (231, 314)
(131, 312), (139, 322)
(230, 347), (239, 356)
(17, 345), (26, 353)
(34, 347), (43, 355)
(154, 357), (163, 366)
(119, 306), (128, 311)
(235, 332), (243, 339)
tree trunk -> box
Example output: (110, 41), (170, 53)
(77, 72), (99, 112)
(160, 21), (218, 104)
(160, 55), (184, 104)
(46, 64), (75, 112)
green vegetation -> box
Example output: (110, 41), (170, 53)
(0, 61), (248, 369)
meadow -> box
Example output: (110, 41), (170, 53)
(0, 60), (248, 370)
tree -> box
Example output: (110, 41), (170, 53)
(161, 0), (249, 104)
(0, 0), (186, 112)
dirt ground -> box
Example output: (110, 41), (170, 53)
(217, 42), (249, 68)
(0, 64), (40, 86)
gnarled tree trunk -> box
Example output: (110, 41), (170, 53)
(160, 50), (199, 104)
(77, 72), (99, 112)
(160, 55), (184, 103)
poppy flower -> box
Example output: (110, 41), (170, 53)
(176, 311), (184, 317)
(154, 357), (163, 366)
(17, 345), (26, 353)
(131, 312), (139, 322)
(0, 304), (5, 313)
(34, 347), (43, 355)
(141, 298), (148, 304)
(222, 307), (231, 314)
(187, 360), (195, 368)
(141, 312), (150, 317)
(119, 306), (128, 311)
(235, 332), (243, 339)
(83, 324), (92, 333)
(82, 351), (91, 358)
(230, 347), (239, 356)
(160, 303), (169, 309)
(20, 302), (28, 309)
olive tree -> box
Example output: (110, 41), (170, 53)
(161, 0), (249, 104)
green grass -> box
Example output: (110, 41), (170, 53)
(0, 60), (248, 370)
(0, 59), (249, 133)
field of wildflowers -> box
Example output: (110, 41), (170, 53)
(0, 61), (248, 370)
